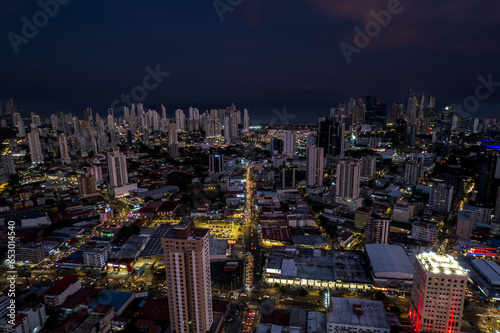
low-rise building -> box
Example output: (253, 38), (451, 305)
(43, 275), (81, 307)
(326, 297), (390, 333)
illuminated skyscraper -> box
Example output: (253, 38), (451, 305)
(409, 253), (467, 333)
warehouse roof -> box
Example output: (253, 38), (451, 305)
(365, 244), (414, 280)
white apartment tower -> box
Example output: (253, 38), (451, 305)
(283, 131), (296, 156)
(28, 130), (43, 164)
(306, 145), (324, 187)
(175, 109), (186, 132)
(409, 253), (467, 333)
(58, 133), (71, 164)
(107, 148), (128, 188)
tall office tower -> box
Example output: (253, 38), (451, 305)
(317, 118), (344, 160)
(283, 131), (296, 156)
(306, 145), (324, 187)
(456, 210), (475, 240)
(85, 107), (93, 123)
(31, 112), (41, 127)
(409, 253), (467, 333)
(28, 130), (43, 164)
(209, 154), (224, 173)
(365, 215), (390, 244)
(58, 134), (71, 163)
(5, 98), (16, 114)
(168, 122), (178, 144)
(404, 162), (420, 186)
(360, 156), (377, 177)
(0, 155), (16, 175)
(409, 123), (417, 147)
(335, 158), (361, 199)
(269, 138), (284, 154)
(243, 108), (249, 133)
(161, 217), (213, 333)
(77, 175), (98, 197)
(175, 109), (185, 131)
(107, 148), (128, 188)
(161, 104), (167, 120)
(428, 183), (454, 212)
(365, 95), (377, 124)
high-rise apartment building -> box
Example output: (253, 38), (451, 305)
(428, 183), (454, 212)
(28, 130), (43, 164)
(404, 162), (420, 186)
(409, 253), (467, 333)
(107, 148), (128, 188)
(456, 210), (475, 240)
(209, 154), (224, 173)
(361, 156), (377, 177)
(283, 131), (296, 156)
(59, 133), (71, 164)
(169, 122), (178, 144)
(78, 175), (98, 197)
(175, 109), (185, 132)
(306, 145), (324, 187)
(365, 215), (390, 244)
(335, 158), (361, 200)
(161, 217), (213, 333)
(0, 155), (16, 175)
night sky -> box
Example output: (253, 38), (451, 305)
(1, 0), (500, 124)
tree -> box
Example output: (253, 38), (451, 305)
(389, 305), (401, 314)
(375, 291), (386, 301)
(299, 288), (308, 297)
(273, 282), (280, 290)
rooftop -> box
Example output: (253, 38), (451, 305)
(365, 244), (414, 279)
(471, 259), (500, 286)
(417, 252), (467, 276)
(327, 297), (390, 329)
(45, 274), (80, 296)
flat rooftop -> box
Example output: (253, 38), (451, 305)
(365, 244), (414, 280)
(417, 252), (467, 276)
(472, 259), (500, 286)
(327, 297), (390, 329)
